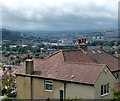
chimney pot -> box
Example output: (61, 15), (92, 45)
(77, 39), (81, 44)
(98, 46), (103, 50)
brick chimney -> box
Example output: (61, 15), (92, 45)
(77, 38), (87, 50)
(98, 46), (103, 50)
(25, 55), (34, 74)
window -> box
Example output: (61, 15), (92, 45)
(104, 85), (106, 94)
(97, 50), (102, 54)
(101, 85), (103, 95)
(91, 50), (96, 54)
(45, 80), (53, 91)
(101, 83), (110, 96)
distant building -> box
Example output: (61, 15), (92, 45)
(22, 45), (27, 47)
(10, 45), (17, 48)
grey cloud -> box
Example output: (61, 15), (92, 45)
(1, 0), (118, 31)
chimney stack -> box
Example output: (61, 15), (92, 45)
(98, 46), (103, 50)
(25, 55), (34, 74)
(77, 38), (87, 50)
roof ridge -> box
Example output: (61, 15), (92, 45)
(91, 48), (115, 54)
(60, 49), (81, 52)
(64, 61), (107, 66)
(44, 51), (61, 59)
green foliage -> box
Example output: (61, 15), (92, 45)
(115, 54), (120, 59)
(40, 56), (44, 59)
(10, 57), (14, 61)
(10, 57), (27, 65)
(38, 44), (45, 48)
(2, 75), (16, 95)
(51, 46), (75, 49)
(112, 89), (120, 100)
(1, 97), (12, 101)
(0, 64), (4, 67)
(2, 88), (7, 95)
(88, 40), (118, 46)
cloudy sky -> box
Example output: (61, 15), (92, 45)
(0, 0), (119, 31)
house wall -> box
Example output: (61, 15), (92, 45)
(94, 67), (116, 99)
(16, 76), (32, 99)
(16, 75), (95, 99)
(16, 76), (64, 99)
(65, 83), (95, 99)
(16, 68), (116, 100)
(32, 78), (64, 99)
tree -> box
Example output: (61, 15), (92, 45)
(2, 75), (16, 96)
(112, 89), (120, 100)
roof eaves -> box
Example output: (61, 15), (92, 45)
(105, 65), (118, 79)
(16, 73), (94, 86)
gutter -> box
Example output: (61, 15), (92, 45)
(16, 73), (94, 86)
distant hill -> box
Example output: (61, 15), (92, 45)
(1, 28), (24, 41)
(1, 28), (117, 41)
(21, 29), (118, 37)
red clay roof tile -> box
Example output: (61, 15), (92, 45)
(16, 50), (107, 85)
(86, 49), (119, 72)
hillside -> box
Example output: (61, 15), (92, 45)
(1, 28), (23, 41)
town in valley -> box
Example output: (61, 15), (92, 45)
(0, 0), (119, 100)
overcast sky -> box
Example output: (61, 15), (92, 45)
(0, 0), (119, 31)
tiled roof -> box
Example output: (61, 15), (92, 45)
(86, 49), (119, 72)
(62, 49), (96, 63)
(11, 68), (20, 76)
(16, 49), (118, 84)
(51, 49), (119, 72)
(16, 50), (107, 85)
